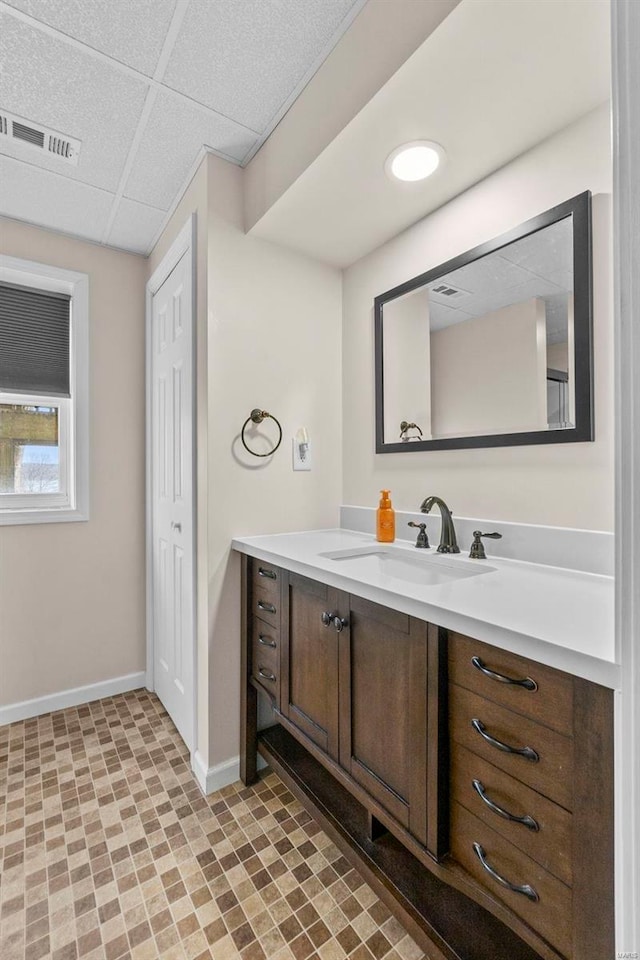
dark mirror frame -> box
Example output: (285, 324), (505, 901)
(374, 191), (593, 453)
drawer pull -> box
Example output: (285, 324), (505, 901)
(258, 668), (276, 682)
(471, 718), (539, 762)
(321, 611), (333, 627)
(258, 634), (277, 648)
(471, 656), (537, 691)
(257, 601), (276, 614)
(258, 567), (277, 580)
(473, 842), (539, 902)
(472, 780), (539, 831)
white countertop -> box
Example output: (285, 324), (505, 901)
(232, 528), (619, 689)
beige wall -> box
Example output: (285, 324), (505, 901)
(206, 155), (342, 767)
(342, 104), (613, 530)
(429, 299), (548, 437)
(0, 218), (147, 705)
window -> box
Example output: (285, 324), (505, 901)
(0, 256), (89, 525)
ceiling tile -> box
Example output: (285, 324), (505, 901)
(124, 90), (257, 210)
(163, 0), (360, 132)
(0, 155), (113, 242)
(0, 13), (148, 193)
(106, 199), (166, 255)
(4, 0), (178, 76)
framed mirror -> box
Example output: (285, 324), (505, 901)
(374, 191), (593, 452)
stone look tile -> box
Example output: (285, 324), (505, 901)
(0, 691), (425, 960)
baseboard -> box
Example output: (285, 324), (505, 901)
(191, 750), (268, 797)
(0, 672), (147, 726)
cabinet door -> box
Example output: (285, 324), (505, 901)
(338, 592), (428, 844)
(280, 572), (340, 760)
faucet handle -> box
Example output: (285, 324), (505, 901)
(469, 531), (502, 560)
(408, 521), (429, 549)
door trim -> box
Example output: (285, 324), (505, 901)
(145, 214), (197, 751)
(612, 1), (640, 952)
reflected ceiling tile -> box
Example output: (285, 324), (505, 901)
(0, 13), (148, 192)
(4, 0), (178, 76)
(163, 0), (359, 132)
(107, 199), (166, 255)
(499, 220), (573, 276)
(124, 91), (257, 210)
(0, 155), (113, 242)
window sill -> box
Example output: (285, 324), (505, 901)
(0, 505), (89, 526)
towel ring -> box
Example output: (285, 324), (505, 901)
(241, 409), (283, 458)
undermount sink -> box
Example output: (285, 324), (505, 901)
(319, 545), (495, 586)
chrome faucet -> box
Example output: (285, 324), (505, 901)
(420, 496), (460, 554)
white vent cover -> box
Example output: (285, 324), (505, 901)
(0, 110), (81, 165)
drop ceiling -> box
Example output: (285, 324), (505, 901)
(0, 0), (367, 254)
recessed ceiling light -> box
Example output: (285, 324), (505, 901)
(385, 141), (444, 182)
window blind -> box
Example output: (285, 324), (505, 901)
(0, 281), (71, 397)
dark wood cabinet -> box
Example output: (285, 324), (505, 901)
(280, 571), (340, 760)
(240, 554), (614, 960)
(337, 592), (429, 845)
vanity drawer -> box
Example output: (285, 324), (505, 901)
(250, 561), (281, 628)
(448, 632), (573, 736)
(251, 619), (279, 697)
(451, 743), (572, 885)
(449, 684), (573, 809)
(451, 802), (572, 959)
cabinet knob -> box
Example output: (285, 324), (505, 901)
(321, 611), (333, 627)
(333, 616), (348, 633)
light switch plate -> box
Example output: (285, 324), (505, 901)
(292, 438), (312, 471)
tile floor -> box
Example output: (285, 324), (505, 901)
(0, 690), (426, 960)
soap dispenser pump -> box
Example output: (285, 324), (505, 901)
(376, 490), (396, 543)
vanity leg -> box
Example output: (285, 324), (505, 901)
(240, 554), (258, 785)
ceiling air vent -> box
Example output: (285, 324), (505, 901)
(0, 110), (81, 165)
(430, 282), (469, 301)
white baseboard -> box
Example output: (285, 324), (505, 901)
(0, 672), (147, 726)
(191, 750), (268, 797)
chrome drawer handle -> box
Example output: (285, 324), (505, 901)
(471, 656), (537, 691)
(471, 719), (539, 762)
(472, 780), (539, 831)
(258, 567), (277, 580)
(257, 601), (276, 614)
(258, 668), (276, 682)
(258, 635), (277, 648)
(473, 843), (539, 902)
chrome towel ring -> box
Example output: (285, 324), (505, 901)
(241, 408), (283, 458)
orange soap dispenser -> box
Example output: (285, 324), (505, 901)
(376, 490), (396, 543)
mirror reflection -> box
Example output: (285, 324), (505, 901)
(381, 217), (576, 445)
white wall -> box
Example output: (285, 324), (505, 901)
(342, 104), (614, 530)
(206, 155), (342, 768)
(0, 218), (147, 708)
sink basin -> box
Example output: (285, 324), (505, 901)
(319, 545), (495, 587)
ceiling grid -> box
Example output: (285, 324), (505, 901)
(0, 0), (367, 255)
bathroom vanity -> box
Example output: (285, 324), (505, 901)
(233, 530), (616, 960)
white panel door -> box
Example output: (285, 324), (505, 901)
(151, 252), (194, 750)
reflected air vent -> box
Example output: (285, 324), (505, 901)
(0, 110), (81, 165)
(431, 282), (469, 301)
